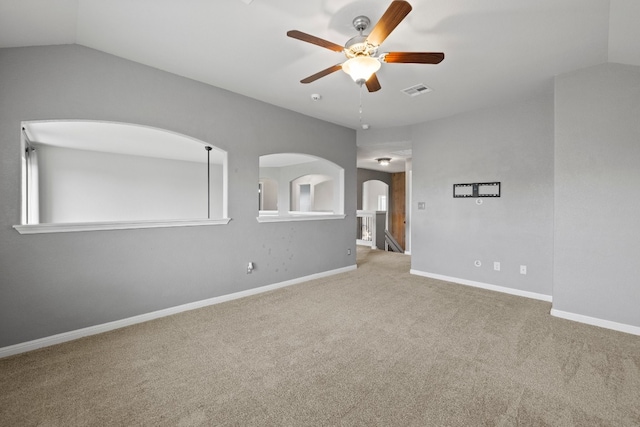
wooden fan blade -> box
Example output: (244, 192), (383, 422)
(383, 52), (445, 64)
(300, 64), (343, 84)
(287, 30), (345, 53)
(365, 73), (381, 92)
(366, 0), (412, 47)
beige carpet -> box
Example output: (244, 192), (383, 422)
(1, 247), (639, 426)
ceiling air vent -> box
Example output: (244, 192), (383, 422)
(401, 84), (432, 97)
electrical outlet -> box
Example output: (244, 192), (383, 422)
(347, 248), (351, 255)
(520, 265), (527, 275)
(494, 262), (500, 271)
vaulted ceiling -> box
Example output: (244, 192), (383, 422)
(2, 0), (639, 172)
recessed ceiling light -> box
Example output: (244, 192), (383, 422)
(311, 93), (322, 101)
(376, 157), (391, 166)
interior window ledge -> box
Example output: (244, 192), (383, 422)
(13, 218), (232, 234)
(256, 214), (346, 223)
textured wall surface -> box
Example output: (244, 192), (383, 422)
(554, 62), (640, 327)
(0, 45), (356, 348)
(411, 93), (555, 297)
(36, 145), (224, 222)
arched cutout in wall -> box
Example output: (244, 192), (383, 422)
(15, 120), (229, 233)
(290, 174), (333, 212)
(258, 153), (345, 222)
(357, 179), (390, 249)
(362, 180), (389, 212)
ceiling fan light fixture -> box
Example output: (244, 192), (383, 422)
(377, 157), (391, 166)
(342, 56), (381, 85)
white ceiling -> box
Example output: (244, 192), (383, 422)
(2, 0), (639, 172)
(23, 120), (226, 164)
(24, 121), (323, 168)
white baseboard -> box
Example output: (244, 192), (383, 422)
(410, 269), (552, 302)
(0, 265), (357, 359)
(410, 270), (640, 336)
(550, 309), (640, 336)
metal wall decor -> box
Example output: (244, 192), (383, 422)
(453, 182), (500, 198)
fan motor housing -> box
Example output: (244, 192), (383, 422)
(345, 15), (378, 58)
(352, 16), (370, 32)
(345, 35), (378, 58)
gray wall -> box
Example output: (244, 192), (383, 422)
(0, 45), (356, 348)
(411, 93), (555, 297)
(553, 63), (640, 327)
(36, 146), (224, 222)
(405, 159), (412, 253)
(259, 178), (278, 211)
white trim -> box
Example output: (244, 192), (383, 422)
(550, 309), (640, 336)
(256, 214), (346, 223)
(410, 269), (552, 302)
(356, 239), (373, 247)
(13, 218), (231, 234)
(0, 264), (356, 358)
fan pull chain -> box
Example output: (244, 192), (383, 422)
(359, 83), (364, 127)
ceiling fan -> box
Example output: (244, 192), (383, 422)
(287, 0), (444, 92)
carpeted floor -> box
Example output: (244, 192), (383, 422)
(1, 247), (639, 426)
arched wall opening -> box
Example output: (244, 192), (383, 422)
(259, 153), (344, 219)
(19, 120), (228, 230)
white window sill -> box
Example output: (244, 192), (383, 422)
(13, 218), (232, 234)
(256, 213), (346, 223)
